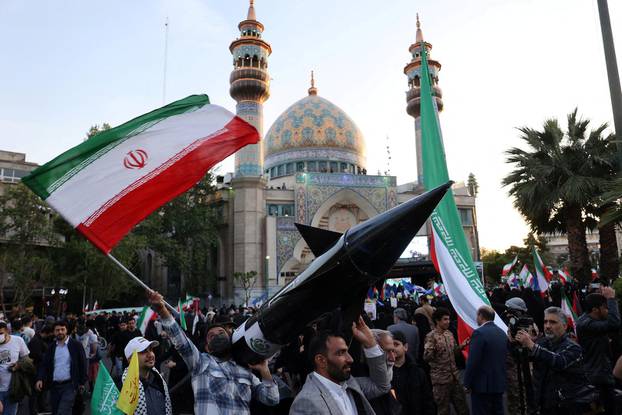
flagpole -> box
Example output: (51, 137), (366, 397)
(107, 253), (175, 311)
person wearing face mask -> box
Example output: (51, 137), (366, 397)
(0, 320), (29, 415)
(123, 337), (172, 415)
(148, 290), (278, 414)
(515, 306), (592, 415)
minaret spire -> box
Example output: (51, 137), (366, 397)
(247, 0), (257, 21)
(308, 70), (318, 95)
(416, 13), (424, 42)
(404, 13), (443, 184)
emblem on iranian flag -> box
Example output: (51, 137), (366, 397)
(123, 149), (148, 169)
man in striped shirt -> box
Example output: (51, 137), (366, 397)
(148, 291), (279, 414)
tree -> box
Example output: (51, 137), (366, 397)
(467, 173), (479, 197)
(234, 270), (257, 306)
(503, 109), (618, 283)
(0, 184), (57, 310)
(135, 174), (221, 296)
(481, 233), (551, 284)
(86, 123), (111, 140)
(52, 217), (147, 307)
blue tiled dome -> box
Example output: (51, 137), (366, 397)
(264, 94), (366, 170)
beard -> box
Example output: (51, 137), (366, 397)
(327, 363), (351, 383)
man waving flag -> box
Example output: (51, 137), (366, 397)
(23, 95), (258, 254)
(419, 42), (506, 334)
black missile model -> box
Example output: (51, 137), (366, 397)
(231, 181), (452, 365)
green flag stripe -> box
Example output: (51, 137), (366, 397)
(22, 94), (210, 199)
(419, 42), (487, 304)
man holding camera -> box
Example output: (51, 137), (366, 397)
(576, 287), (620, 415)
(515, 306), (590, 415)
(504, 297), (537, 415)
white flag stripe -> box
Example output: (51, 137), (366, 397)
(434, 230), (507, 331)
(46, 105), (234, 226)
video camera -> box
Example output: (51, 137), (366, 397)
(505, 309), (534, 338)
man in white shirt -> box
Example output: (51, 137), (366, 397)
(290, 317), (391, 415)
(0, 320), (29, 415)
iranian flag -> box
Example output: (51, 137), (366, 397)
(180, 295), (198, 311)
(561, 290), (578, 335)
(137, 306), (156, 335)
(502, 255), (518, 277)
(532, 247), (550, 294)
(419, 41), (507, 334)
(518, 264), (533, 288)
(558, 267), (573, 286)
(23, 95), (258, 254)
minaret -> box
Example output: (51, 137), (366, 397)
(404, 15), (443, 185)
(228, 1), (271, 301)
(229, 0), (271, 176)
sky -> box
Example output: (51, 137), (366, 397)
(1, 0), (621, 251)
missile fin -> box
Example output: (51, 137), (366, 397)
(295, 223), (343, 257)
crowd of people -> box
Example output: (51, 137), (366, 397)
(0, 279), (618, 414)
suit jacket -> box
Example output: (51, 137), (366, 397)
(289, 353), (391, 415)
(36, 337), (87, 390)
(463, 321), (508, 394)
(387, 321), (419, 362)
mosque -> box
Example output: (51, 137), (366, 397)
(204, 2), (480, 303)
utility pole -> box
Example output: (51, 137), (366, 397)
(597, 0), (622, 168)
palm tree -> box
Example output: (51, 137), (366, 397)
(502, 109), (618, 283)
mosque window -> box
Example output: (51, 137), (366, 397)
(277, 164), (285, 176)
(307, 161), (318, 172)
(296, 162), (305, 172)
(270, 167), (277, 178)
(267, 204), (295, 217)
(286, 163), (294, 175)
(458, 208), (474, 226)
(414, 76), (420, 87)
(340, 163), (348, 173)
(281, 205), (293, 216)
(318, 161), (328, 173)
(329, 161), (338, 173)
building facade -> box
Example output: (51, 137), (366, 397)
(208, 3), (480, 304)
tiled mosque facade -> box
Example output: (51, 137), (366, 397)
(211, 2), (479, 304)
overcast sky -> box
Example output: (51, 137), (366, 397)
(1, 0), (621, 251)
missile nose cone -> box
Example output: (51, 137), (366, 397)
(345, 181), (452, 277)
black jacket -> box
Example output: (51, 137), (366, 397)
(576, 298), (621, 385)
(36, 337), (87, 390)
(392, 354), (436, 415)
(531, 334), (588, 410)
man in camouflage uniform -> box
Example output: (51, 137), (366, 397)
(423, 307), (469, 415)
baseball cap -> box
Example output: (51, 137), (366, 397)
(124, 337), (159, 360)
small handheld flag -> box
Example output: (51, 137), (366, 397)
(502, 255), (518, 277)
(91, 363), (123, 415)
(178, 298), (187, 331)
(116, 351), (140, 414)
